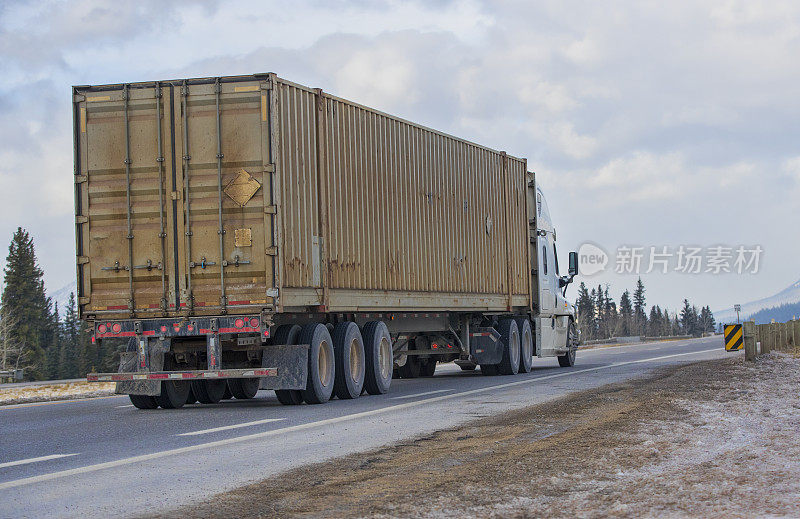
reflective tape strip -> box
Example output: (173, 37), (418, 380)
(86, 368), (277, 382)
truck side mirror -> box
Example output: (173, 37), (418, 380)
(569, 251), (578, 276)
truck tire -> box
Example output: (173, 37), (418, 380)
(332, 322), (366, 399)
(192, 380), (227, 404)
(223, 385), (233, 400)
(558, 321), (578, 368)
(186, 387), (197, 405)
(516, 318), (533, 373)
(398, 355), (421, 378)
(155, 380), (190, 409)
(398, 337), (421, 378)
(415, 336), (436, 377)
(497, 319), (521, 375)
(229, 378), (259, 399)
(129, 394), (158, 409)
(299, 323), (335, 404)
(362, 321), (393, 395)
(419, 358), (436, 377)
(480, 364), (499, 376)
(272, 324), (304, 405)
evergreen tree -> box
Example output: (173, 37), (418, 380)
(619, 290), (633, 336)
(698, 306), (716, 335)
(48, 302), (62, 379)
(575, 282), (595, 341)
(647, 305), (659, 336)
(680, 299), (698, 336)
(60, 293), (82, 378)
(603, 286), (617, 338)
(632, 277), (647, 334)
(1, 228), (52, 380)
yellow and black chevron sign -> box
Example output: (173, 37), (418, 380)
(724, 324), (743, 351)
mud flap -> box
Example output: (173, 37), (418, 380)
(259, 344), (309, 390)
(115, 338), (167, 396)
(469, 327), (503, 365)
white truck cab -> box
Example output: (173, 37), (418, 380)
(532, 187), (578, 364)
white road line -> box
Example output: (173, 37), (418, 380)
(0, 454), (79, 470)
(390, 389), (453, 400)
(116, 405), (134, 409)
(0, 347), (722, 491)
(178, 418), (285, 436)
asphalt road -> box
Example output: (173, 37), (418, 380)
(0, 336), (728, 518)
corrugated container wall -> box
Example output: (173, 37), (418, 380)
(74, 74), (531, 320)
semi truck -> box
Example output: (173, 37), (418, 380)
(76, 73), (579, 409)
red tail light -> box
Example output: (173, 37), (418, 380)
(234, 318), (245, 329)
(112, 323), (122, 334)
(249, 318), (259, 328)
(97, 324), (107, 334)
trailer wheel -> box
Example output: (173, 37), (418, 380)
(497, 319), (521, 375)
(558, 321), (578, 367)
(398, 355), (421, 378)
(480, 364), (499, 376)
(129, 394), (158, 409)
(299, 323), (335, 404)
(192, 380), (227, 404)
(419, 359), (437, 377)
(276, 389), (304, 405)
(223, 384), (233, 400)
(155, 380), (190, 409)
(332, 322), (365, 399)
(272, 324), (304, 406)
(362, 321), (393, 395)
(516, 318), (533, 373)
(229, 378), (259, 399)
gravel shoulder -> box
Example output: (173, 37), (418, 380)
(164, 353), (800, 518)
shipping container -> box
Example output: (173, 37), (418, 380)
(76, 73), (579, 409)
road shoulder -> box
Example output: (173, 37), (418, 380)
(160, 352), (800, 518)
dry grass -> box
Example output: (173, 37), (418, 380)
(161, 354), (800, 518)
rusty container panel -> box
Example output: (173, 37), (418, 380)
(74, 85), (178, 318)
(74, 77), (278, 320)
(173, 79), (276, 316)
(273, 78), (530, 312)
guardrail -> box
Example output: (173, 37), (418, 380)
(581, 334), (693, 347)
(741, 319), (800, 361)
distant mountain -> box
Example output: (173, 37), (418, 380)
(748, 302), (800, 325)
(49, 281), (78, 316)
(714, 278), (800, 324)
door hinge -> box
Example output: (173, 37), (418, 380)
(264, 205), (277, 214)
(77, 256), (89, 265)
(265, 246), (278, 256)
(74, 175), (88, 184)
(170, 191), (181, 200)
(75, 215), (88, 224)
(264, 164), (276, 173)
(78, 296), (90, 305)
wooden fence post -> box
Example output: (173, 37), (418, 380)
(765, 323), (774, 354)
(778, 323), (785, 352)
(794, 320), (800, 356)
(743, 321), (756, 361)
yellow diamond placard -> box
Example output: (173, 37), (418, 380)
(223, 169), (261, 207)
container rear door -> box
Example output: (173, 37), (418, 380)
(172, 78), (277, 315)
(75, 85), (178, 318)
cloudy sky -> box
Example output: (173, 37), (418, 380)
(1, 0), (798, 314)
